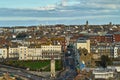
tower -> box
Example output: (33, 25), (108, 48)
(51, 57), (55, 78)
(109, 22), (112, 27)
(86, 20), (89, 30)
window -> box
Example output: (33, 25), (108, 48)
(3, 50), (5, 53)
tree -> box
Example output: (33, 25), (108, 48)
(100, 55), (112, 68)
(78, 47), (88, 56)
(16, 33), (27, 38)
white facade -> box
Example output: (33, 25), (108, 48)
(18, 46), (28, 60)
(108, 66), (120, 72)
(9, 47), (19, 58)
(93, 68), (115, 79)
(27, 48), (42, 60)
(14, 28), (28, 32)
(114, 46), (119, 58)
(0, 48), (7, 59)
(41, 45), (61, 51)
(76, 39), (90, 53)
(0, 45), (62, 60)
(41, 45), (62, 60)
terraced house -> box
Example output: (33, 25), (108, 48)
(0, 45), (62, 60)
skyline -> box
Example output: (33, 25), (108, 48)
(0, 0), (120, 26)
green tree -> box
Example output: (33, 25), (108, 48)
(78, 47), (88, 56)
(100, 55), (112, 68)
(16, 33), (27, 38)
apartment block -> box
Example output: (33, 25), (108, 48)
(0, 45), (62, 60)
(9, 47), (19, 58)
(18, 46), (28, 60)
(113, 32), (120, 42)
(92, 68), (115, 79)
(41, 45), (62, 60)
(114, 44), (120, 58)
(91, 43), (120, 58)
(76, 38), (90, 53)
(0, 48), (7, 59)
(27, 48), (42, 60)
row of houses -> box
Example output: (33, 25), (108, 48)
(0, 45), (62, 60)
(75, 37), (120, 58)
(91, 44), (120, 58)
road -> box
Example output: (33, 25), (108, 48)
(57, 44), (77, 80)
(0, 64), (46, 80)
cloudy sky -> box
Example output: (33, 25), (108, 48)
(0, 0), (120, 26)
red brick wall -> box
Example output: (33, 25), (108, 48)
(114, 34), (120, 42)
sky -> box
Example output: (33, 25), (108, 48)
(0, 0), (120, 26)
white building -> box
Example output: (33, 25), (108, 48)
(0, 48), (7, 59)
(76, 38), (90, 53)
(9, 47), (19, 58)
(0, 45), (62, 60)
(108, 66), (120, 72)
(41, 45), (62, 60)
(114, 46), (118, 58)
(41, 45), (61, 51)
(27, 48), (42, 60)
(93, 68), (115, 79)
(13, 27), (28, 32)
(18, 46), (28, 60)
(113, 44), (120, 58)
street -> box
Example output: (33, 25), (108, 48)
(0, 64), (45, 80)
(57, 44), (77, 80)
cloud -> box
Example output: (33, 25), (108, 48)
(79, 0), (120, 10)
(0, 15), (119, 21)
(31, 5), (56, 10)
(61, 0), (80, 6)
(85, 3), (120, 9)
(0, 0), (120, 26)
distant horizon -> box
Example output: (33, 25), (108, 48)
(0, 21), (120, 27)
(0, 0), (120, 27)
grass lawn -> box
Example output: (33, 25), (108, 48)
(3, 60), (62, 71)
(18, 60), (50, 70)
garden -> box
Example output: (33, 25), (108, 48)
(2, 60), (62, 71)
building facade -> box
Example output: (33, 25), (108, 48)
(91, 43), (120, 58)
(76, 38), (90, 53)
(114, 44), (120, 58)
(92, 68), (115, 79)
(0, 45), (62, 60)
(9, 47), (19, 59)
(27, 48), (42, 60)
(113, 32), (120, 42)
(0, 48), (7, 59)
(41, 45), (62, 60)
(18, 46), (28, 60)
